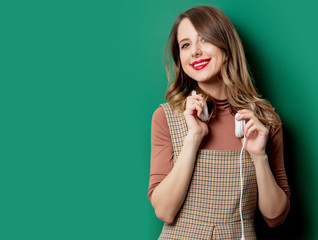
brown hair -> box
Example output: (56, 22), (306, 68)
(163, 5), (280, 129)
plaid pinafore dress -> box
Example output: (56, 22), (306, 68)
(158, 103), (258, 240)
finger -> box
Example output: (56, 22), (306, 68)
(237, 109), (253, 114)
(244, 119), (269, 137)
(186, 97), (203, 106)
(186, 105), (196, 117)
(246, 125), (258, 138)
(187, 104), (197, 115)
(236, 111), (256, 122)
(243, 118), (263, 136)
(188, 103), (202, 118)
(243, 119), (253, 136)
(191, 99), (204, 108)
(187, 100), (202, 110)
(188, 94), (204, 101)
(187, 99), (203, 114)
(192, 103), (202, 118)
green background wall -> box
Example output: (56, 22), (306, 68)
(1, 0), (317, 239)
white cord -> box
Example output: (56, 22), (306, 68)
(239, 135), (246, 240)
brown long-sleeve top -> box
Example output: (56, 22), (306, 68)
(148, 98), (290, 228)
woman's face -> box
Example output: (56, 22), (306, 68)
(177, 18), (225, 83)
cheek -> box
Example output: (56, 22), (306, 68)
(207, 45), (223, 57)
(216, 49), (225, 62)
(179, 53), (189, 68)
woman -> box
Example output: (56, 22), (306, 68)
(148, 5), (290, 239)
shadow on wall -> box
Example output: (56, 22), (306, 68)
(254, 123), (307, 240)
(237, 28), (308, 240)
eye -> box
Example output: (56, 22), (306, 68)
(201, 38), (206, 42)
(181, 43), (189, 49)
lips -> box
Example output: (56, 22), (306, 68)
(191, 58), (211, 70)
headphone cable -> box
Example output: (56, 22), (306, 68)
(240, 135), (246, 240)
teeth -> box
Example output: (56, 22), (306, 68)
(193, 61), (209, 67)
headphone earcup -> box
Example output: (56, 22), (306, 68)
(235, 113), (245, 138)
(200, 102), (209, 121)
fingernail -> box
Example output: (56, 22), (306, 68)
(236, 113), (240, 119)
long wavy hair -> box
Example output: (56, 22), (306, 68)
(163, 5), (280, 130)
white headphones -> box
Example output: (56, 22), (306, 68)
(235, 113), (245, 137)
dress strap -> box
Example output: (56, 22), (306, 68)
(160, 103), (188, 164)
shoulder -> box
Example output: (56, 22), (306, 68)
(151, 104), (170, 131)
(152, 105), (166, 122)
(151, 105), (171, 139)
(152, 102), (177, 120)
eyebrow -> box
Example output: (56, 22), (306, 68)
(179, 38), (190, 44)
(179, 34), (200, 44)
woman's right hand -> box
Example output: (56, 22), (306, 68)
(183, 94), (209, 140)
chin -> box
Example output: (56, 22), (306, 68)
(186, 70), (213, 80)
(191, 74), (214, 82)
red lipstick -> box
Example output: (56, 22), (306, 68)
(191, 58), (211, 70)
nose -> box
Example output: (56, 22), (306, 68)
(191, 41), (202, 57)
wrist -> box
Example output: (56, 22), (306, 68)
(250, 153), (268, 165)
(184, 132), (203, 146)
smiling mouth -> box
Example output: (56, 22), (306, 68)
(191, 58), (211, 70)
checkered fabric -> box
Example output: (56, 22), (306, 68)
(158, 103), (258, 240)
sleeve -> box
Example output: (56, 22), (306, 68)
(262, 111), (291, 228)
(147, 106), (174, 204)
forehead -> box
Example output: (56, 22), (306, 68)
(177, 18), (199, 42)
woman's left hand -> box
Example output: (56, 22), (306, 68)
(236, 109), (269, 159)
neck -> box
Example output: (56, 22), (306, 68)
(198, 76), (227, 100)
